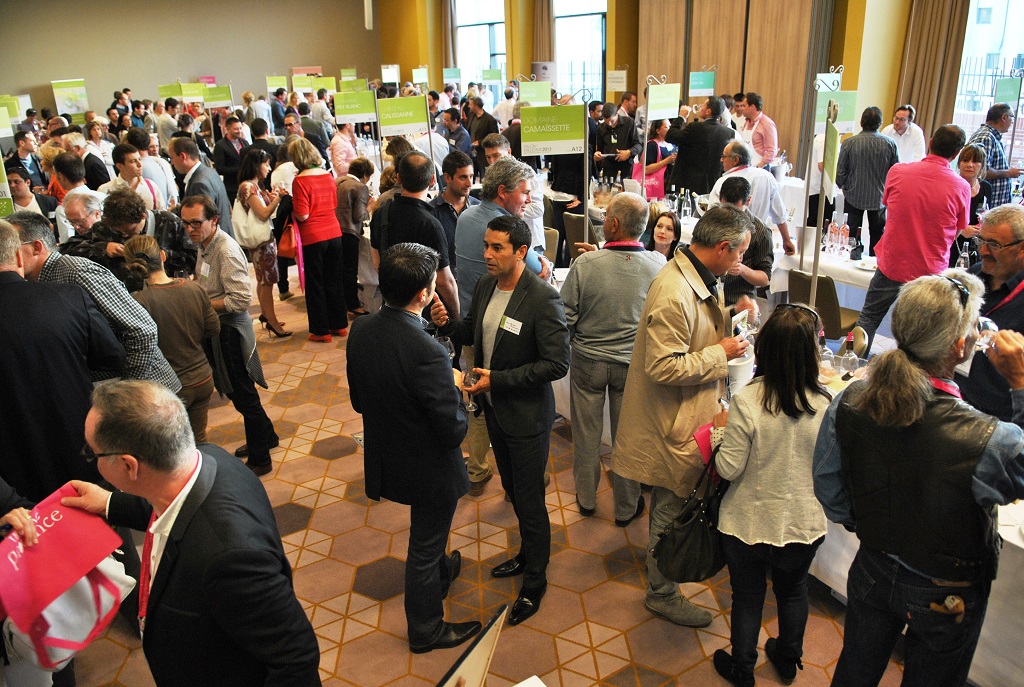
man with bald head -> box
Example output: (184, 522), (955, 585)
(562, 192), (666, 524)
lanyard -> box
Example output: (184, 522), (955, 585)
(930, 377), (962, 399)
(985, 279), (1024, 316)
(603, 240), (645, 248)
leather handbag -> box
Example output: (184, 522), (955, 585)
(231, 186), (274, 250)
(277, 218), (298, 259)
(650, 453), (729, 583)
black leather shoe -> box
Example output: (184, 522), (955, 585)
(491, 556), (525, 578)
(712, 649), (754, 687)
(235, 436), (280, 458)
(409, 621), (482, 654)
(441, 551), (461, 599)
(615, 494), (646, 527)
(576, 498), (595, 517)
(508, 584), (547, 626)
(246, 462), (272, 477)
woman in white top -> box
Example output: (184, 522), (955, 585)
(711, 303), (832, 687)
(330, 122), (358, 177)
(85, 120), (116, 179)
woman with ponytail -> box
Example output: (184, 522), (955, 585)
(126, 235), (220, 442)
(813, 269), (1024, 687)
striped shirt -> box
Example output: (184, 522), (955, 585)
(39, 251), (181, 391)
(967, 124), (1013, 206)
(723, 214), (774, 305)
(835, 131), (899, 210)
(195, 229), (252, 315)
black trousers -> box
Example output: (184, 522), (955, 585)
(302, 237), (347, 335)
(485, 409), (551, 589)
(341, 232), (361, 312)
(846, 204), (886, 256)
(406, 496), (459, 646)
(220, 326), (276, 466)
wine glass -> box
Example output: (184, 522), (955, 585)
(463, 370), (479, 411)
(976, 317), (999, 351)
(437, 335), (455, 360)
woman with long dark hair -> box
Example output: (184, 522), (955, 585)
(712, 303), (832, 687)
(645, 211), (681, 259)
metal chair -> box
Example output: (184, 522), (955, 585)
(788, 269), (860, 341)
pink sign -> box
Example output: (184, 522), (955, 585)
(197, 76), (217, 86)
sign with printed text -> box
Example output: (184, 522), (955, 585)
(412, 68), (429, 84)
(313, 77), (337, 95)
(815, 71), (843, 92)
(337, 78), (368, 94)
(381, 64), (400, 84)
(688, 72), (715, 98)
(606, 70), (627, 92)
(519, 81), (551, 106)
(51, 78), (89, 115)
(814, 90), (857, 134)
(647, 83), (681, 119)
(158, 83), (181, 100)
(378, 95), (428, 136)
(823, 119), (839, 198)
(443, 68), (461, 83)
(994, 77), (1022, 106)
(266, 76), (288, 92)
(292, 75), (314, 93)
(179, 83), (205, 103)
(482, 69), (503, 82)
(335, 91), (378, 124)
(197, 76), (217, 86)
(521, 105), (586, 156)
(341, 68), (358, 81)
(203, 85), (232, 108)
(0, 110), (13, 218)
(0, 97), (20, 123)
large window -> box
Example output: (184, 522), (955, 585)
(554, 0), (606, 102)
(953, 0), (1024, 168)
(456, 0), (505, 84)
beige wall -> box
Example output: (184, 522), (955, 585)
(0, 0), (382, 115)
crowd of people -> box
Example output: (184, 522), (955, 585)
(2, 79), (1024, 687)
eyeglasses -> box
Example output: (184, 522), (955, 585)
(945, 276), (970, 308)
(775, 302), (821, 327)
(181, 219), (208, 229)
(973, 236), (1024, 252)
(81, 443), (124, 463)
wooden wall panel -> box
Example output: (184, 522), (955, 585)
(743, 0), (815, 164)
(688, 0), (747, 104)
(637, 0), (687, 99)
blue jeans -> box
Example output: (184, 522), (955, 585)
(722, 534), (823, 673)
(832, 546), (991, 687)
(855, 268), (904, 354)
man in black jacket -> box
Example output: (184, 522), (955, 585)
(665, 96), (736, 195)
(594, 103), (641, 182)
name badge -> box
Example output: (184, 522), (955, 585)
(610, 135), (618, 145)
(200, 263), (211, 278)
(500, 316), (522, 335)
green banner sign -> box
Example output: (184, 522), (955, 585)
(994, 77), (1023, 105)
(521, 105), (586, 156)
(378, 95), (428, 136)
(340, 68), (358, 81)
(519, 81), (551, 106)
(204, 85), (233, 108)
(180, 83), (205, 103)
(292, 75), (314, 92)
(158, 83), (181, 100)
(688, 72), (715, 98)
(0, 110), (12, 218)
(823, 119), (840, 198)
(814, 90), (857, 135)
(647, 83), (680, 120)
(51, 78), (89, 115)
(337, 78), (368, 94)
(482, 68), (503, 82)
(335, 91), (378, 125)
(313, 77), (337, 94)
(0, 97), (20, 122)
(443, 68), (461, 83)
(266, 76), (288, 93)
(412, 68), (429, 84)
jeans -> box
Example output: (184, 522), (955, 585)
(406, 497), (459, 646)
(846, 204), (887, 256)
(220, 326), (276, 467)
(722, 533), (824, 673)
(855, 268), (904, 354)
(645, 486), (687, 601)
(302, 237), (347, 335)
(461, 345), (492, 483)
(569, 350), (640, 520)
(341, 232), (361, 312)
(832, 546), (990, 687)
(485, 409), (551, 589)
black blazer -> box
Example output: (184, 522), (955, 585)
(213, 138), (248, 201)
(443, 268), (569, 437)
(184, 163), (235, 237)
(347, 307), (469, 505)
(83, 151), (112, 191)
(666, 118), (736, 194)
(107, 446), (321, 687)
(0, 273), (125, 500)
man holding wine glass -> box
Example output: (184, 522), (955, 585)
(346, 242), (480, 654)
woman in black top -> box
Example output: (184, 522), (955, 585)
(950, 144), (994, 267)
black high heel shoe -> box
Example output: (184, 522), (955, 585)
(266, 321), (292, 338)
(258, 314), (269, 327)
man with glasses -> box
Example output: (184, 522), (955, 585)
(856, 124), (971, 353)
(958, 204), (1024, 420)
(967, 103), (1021, 206)
(881, 104), (926, 163)
(710, 141), (794, 255)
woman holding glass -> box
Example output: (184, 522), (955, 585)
(711, 304), (832, 687)
(646, 211), (681, 259)
(950, 144), (994, 268)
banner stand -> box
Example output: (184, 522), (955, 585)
(800, 66), (845, 273)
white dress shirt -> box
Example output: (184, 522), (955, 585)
(881, 122), (926, 163)
(709, 165), (787, 226)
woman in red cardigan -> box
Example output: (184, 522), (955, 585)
(289, 137), (347, 342)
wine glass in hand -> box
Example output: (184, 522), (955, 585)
(463, 370), (479, 411)
(437, 335), (455, 360)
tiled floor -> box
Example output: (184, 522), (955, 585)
(74, 277), (906, 687)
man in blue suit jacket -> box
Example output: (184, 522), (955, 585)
(347, 242), (481, 653)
